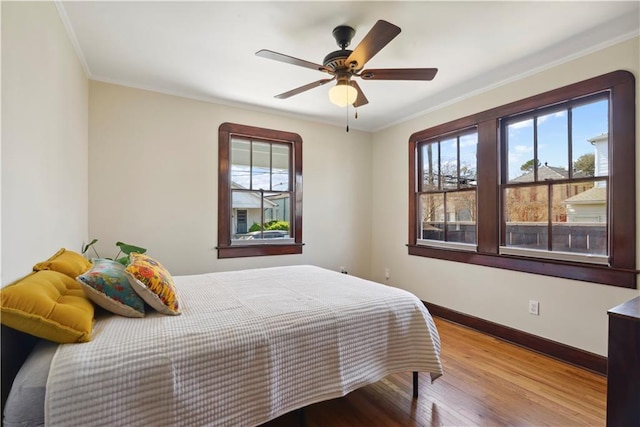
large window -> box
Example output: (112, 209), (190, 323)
(218, 123), (302, 258)
(409, 71), (636, 288)
(501, 95), (609, 264)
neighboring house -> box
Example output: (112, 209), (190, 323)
(563, 133), (608, 223)
(264, 193), (290, 223)
(231, 182), (277, 236)
(563, 186), (607, 222)
(590, 133), (609, 180)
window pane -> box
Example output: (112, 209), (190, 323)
(251, 142), (271, 190)
(263, 192), (291, 230)
(554, 181), (607, 255)
(445, 191), (476, 244)
(419, 193), (444, 241)
(231, 138), (251, 189)
(440, 138), (458, 189)
(421, 143), (440, 191)
(507, 118), (535, 183)
(231, 190), (264, 238)
(459, 133), (478, 188)
(537, 109), (568, 176)
(572, 99), (609, 178)
(232, 190), (292, 240)
(271, 144), (290, 191)
(504, 185), (548, 250)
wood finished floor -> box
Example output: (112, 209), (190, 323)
(261, 317), (607, 426)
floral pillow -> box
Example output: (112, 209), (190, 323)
(124, 253), (180, 316)
(77, 259), (145, 318)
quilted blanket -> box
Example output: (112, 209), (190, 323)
(45, 265), (442, 426)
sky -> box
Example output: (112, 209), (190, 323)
(506, 98), (608, 180)
(231, 140), (290, 192)
(231, 166), (289, 192)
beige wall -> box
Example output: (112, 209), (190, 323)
(371, 36), (640, 356)
(88, 81), (372, 277)
(1, 2), (89, 284)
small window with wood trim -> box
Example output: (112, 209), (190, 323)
(218, 123), (302, 258)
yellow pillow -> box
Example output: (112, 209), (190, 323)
(33, 248), (92, 278)
(1, 270), (94, 343)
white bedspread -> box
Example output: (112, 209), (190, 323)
(45, 265), (442, 426)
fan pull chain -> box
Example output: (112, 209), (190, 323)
(355, 108), (358, 120)
(346, 102), (350, 132)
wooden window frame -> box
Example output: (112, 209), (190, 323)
(408, 71), (636, 288)
(217, 122), (303, 258)
(417, 127), (479, 249)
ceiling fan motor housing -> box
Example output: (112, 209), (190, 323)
(323, 49), (353, 73)
(324, 25), (357, 73)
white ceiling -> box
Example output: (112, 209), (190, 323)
(57, 1), (639, 132)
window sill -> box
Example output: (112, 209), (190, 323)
(416, 239), (477, 252)
(407, 244), (636, 288)
(217, 243), (303, 259)
(231, 238), (295, 246)
(499, 246), (609, 266)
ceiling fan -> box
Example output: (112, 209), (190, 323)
(256, 20), (438, 108)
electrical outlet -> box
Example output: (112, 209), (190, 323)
(529, 300), (540, 315)
(340, 266), (347, 274)
(384, 268), (390, 280)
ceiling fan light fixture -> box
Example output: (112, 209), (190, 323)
(329, 80), (357, 107)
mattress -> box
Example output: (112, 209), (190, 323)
(3, 339), (57, 427)
(44, 265), (443, 426)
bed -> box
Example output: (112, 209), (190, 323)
(2, 264), (443, 426)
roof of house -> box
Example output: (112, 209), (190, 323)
(563, 186), (607, 204)
(511, 164), (589, 182)
(587, 133), (608, 144)
(231, 182), (278, 208)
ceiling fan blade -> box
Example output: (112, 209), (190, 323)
(256, 49), (326, 72)
(275, 78), (335, 99)
(345, 20), (401, 71)
(360, 68), (439, 81)
(349, 80), (369, 107)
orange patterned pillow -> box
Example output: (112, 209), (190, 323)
(124, 253), (180, 315)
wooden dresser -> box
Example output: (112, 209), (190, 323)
(606, 296), (640, 426)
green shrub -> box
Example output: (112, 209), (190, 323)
(265, 221), (289, 231)
(248, 220), (289, 233)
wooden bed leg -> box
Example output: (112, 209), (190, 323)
(297, 408), (306, 427)
(413, 371), (419, 398)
